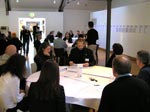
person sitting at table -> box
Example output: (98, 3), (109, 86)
(28, 60), (66, 112)
(0, 45), (17, 66)
(72, 34), (86, 48)
(106, 43), (123, 67)
(136, 50), (150, 87)
(34, 42), (55, 71)
(54, 32), (67, 49)
(69, 39), (96, 67)
(0, 54), (27, 112)
(63, 32), (72, 43)
(54, 32), (68, 65)
(98, 55), (150, 112)
(7, 32), (23, 53)
(44, 31), (54, 43)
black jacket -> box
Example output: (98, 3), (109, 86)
(98, 75), (150, 112)
(69, 47), (96, 66)
(138, 66), (150, 87)
(34, 52), (54, 71)
(86, 29), (98, 45)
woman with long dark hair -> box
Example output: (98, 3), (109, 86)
(0, 54), (26, 112)
(34, 42), (55, 71)
(28, 61), (66, 112)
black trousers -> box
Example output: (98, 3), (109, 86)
(23, 39), (29, 55)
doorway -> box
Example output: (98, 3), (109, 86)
(18, 18), (46, 41)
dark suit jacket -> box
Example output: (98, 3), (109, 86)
(69, 47), (96, 66)
(138, 66), (150, 87)
(28, 83), (66, 112)
(98, 75), (150, 112)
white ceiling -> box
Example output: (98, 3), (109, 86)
(9, 0), (107, 11)
(0, 0), (150, 11)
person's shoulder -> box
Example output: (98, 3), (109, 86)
(85, 48), (93, 53)
(59, 85), (64, 91)
(142, 66), (150, 72)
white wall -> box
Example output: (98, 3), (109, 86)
(9, 11), (63, 38)
(64, 10), (91, 34)
(91, 2), (150, 57)
(0, 8), (9, 26)
(7, 9), (91, 37)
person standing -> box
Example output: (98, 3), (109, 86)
(86, 21), (99, 45)
(20, 26), (32, 56)
(32, 23), (39, 42)
(98, 55), (150, 112)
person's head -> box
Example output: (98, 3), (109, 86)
(57, 32), (63, 38)
(5, 45), (17, 56)
(69, 30), (73, 34)
(76, 39), (86, 50)
(65, 32), (70, 38)
(22, 26), (25, 30)
(136, 50), (150, 68)
(88, 21), (94, 28)
(37, 60), (60, 100)
(38, 60), (59, 87)
(112, 43), (123, 55)
(11, 32), (17, 38)
(77, 30), (80, 35)
(50, 31), (54, 35)
(1, 54), (26, 79)
(112, 55), (131, 77)
(38, 42), (51, 55)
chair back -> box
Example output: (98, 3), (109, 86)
(31, 63), (37, 73)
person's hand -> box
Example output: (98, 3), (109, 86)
(20, 89), (25, 94)
(83, 63), (89, 67)
(69, 61), (75, 66)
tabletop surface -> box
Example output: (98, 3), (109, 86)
(26, 66), (114, 110)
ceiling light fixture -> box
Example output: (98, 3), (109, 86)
(77, 1), (80, 5)
(53, 0), (56, 4)
(16, 0), (19, 3)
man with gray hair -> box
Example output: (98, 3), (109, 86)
(136, 50), (150, 86)
(98, 55), (150, 112)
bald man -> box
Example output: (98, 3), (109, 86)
(0, 45), (17, 65)
(98, 55), (150, 112)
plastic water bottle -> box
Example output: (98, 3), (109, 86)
(77, 64), (83, 77)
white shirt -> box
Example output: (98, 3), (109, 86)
(0, 72), (25, 111)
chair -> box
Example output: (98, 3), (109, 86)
(31, 63), (37, 73)
(88, 44), (99, 65)
(54, 48), (68, 66)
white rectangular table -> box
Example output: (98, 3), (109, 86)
(26, 66), (114, 111)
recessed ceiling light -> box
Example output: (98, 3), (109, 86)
(53, 0), (56, 4)
(16, 0), (19, 3)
